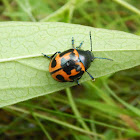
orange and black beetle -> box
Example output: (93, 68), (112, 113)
(42, 32), (112, 85)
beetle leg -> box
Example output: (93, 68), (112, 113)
(72, 37), (75, 49)
(42, 52), (61, 59)
(76, 80), (80, 85)
(76, 41), (84, 49)
(42, 53), (51, 58)
(50, 52), (61, 59)
(86, 70), (95, 81)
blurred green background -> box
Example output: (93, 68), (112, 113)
(0, 0), (140, 139)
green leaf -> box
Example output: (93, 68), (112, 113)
(0, 22), (140, 108)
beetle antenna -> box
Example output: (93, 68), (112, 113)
(90, 31), (92, 52)
(94, 57), (113, 61)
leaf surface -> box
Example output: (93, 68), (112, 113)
(0, 22), (140, 107)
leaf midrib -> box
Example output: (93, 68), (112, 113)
(0, 49), (139, 63)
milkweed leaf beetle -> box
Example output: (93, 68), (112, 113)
(42, 32), (113, 85)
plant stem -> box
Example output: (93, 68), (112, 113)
(113, 0), (140, 16)
(87, 81), (116, 106)
(66, 88), (90, 131)
(15, 0), (36, 22)
(32, 113), (53, 140)
(5, 105), (103, 138)
(40, 0), (75, 22)
(102, 80), (140, 117)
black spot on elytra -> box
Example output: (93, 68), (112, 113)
(69, 71), (84, 80)
(59, 49), (74, 57)
(56, 75), (66, 82)
(63, 60), (75, 75)
(51, 58), (57, 68)
(50, 68), (62, 74)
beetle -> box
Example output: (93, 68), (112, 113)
(42, 32), (113, 85)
